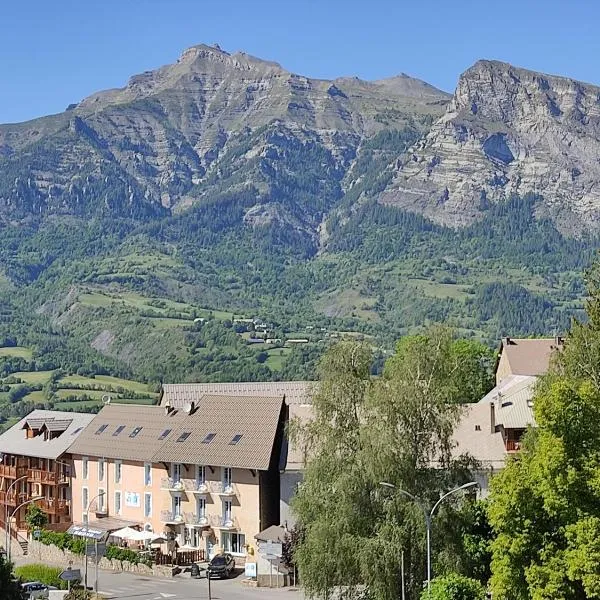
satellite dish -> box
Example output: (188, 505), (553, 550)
(102, 395), (112, 404)
(184, 402), (195, 415)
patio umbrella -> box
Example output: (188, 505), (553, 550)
(129, 530), (156, 542)
(110, 527), (140, 539)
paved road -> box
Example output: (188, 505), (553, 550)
(95, 571), (302, 600)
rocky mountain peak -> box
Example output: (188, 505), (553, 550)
(379, 60), (600, 233)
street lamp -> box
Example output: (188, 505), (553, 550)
(7, 496), (43, 561)
(380, 481), (478, 591)
(4, 474), (28, 553)
(83, 491), (105, 592)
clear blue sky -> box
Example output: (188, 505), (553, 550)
(1, 0), (598, 123)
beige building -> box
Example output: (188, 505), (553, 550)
(68, 395), (286, 558)
(160, 381), (314, 528)
(495, 336), (563, 384)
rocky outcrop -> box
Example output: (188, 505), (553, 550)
(0, 44), (449, 221)
(380, 60), (600, 232)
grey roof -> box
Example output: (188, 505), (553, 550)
(255, 525), (286, 543)
(44, 419), (73, 432)
(0, 410), (95, 460)
(161, 381), (314, 407)
(69, 395), (285, 470)
(479, 375), (537, 429)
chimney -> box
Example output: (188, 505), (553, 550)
(490, 401), (496, 434)
(502, 336), (511, 346)
(554, 335), (564, 347)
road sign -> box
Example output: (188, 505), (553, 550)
(259, 541), (282, 557)
(59, 568), (82, 581)
(85, 542), (106, 558)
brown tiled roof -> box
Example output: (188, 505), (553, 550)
(499, 338), (562, 377)
(161, 381), (314, 407)
(67, 405), (184, 462)
(68, 395), (285, 471)
(153, 395), (284, 470)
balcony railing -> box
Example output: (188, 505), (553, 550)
(0, 464), (28, 479)
(161, 510), (185, 524)
(36, 498), (70, 516)
(505, 439), (521, 452)
(211, 514), (239, 530)
(184, 512), (209, 527)
(212, 482), (238, 497)
(189, 480), (210, 494)
(160, 478), (187, 492)
(28, 469), (69, 485)
(0, 491), (24, 506)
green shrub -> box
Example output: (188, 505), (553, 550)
(421, 574), (486, 600)
(38, 530), (86, 554)
(14, 564), (68, 590)
(105, 544), (141, 564)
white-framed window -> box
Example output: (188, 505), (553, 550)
(223, 499), (232, 521)
(222, 467), (232, 488)
(82, 457), (88, 480)
(172, 494), (182, 517)
(98, 488), (106, 512)
(188, 526), (202, 549)
(98, 458), (105, 481)
(115, 491), (122, 515)
(82, 487), (89, 516)
(196, 465), (205, 485)
(172, 463), (182, 483)
(196, 497), (206, 518)
(144, 463), (152, 486)
(114, 460), (122, 484)
(221, 532), (245, 555)
(144, 493), (152, 518)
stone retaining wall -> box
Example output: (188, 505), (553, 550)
(28, 540), (177, 577)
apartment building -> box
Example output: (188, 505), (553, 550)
(68, 394), (286, 557)
(160, 381), (314, 527)
(0, 410), (94, 534)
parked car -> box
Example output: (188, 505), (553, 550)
(207, 553), (235, 579)
(21, 582), (50, 599)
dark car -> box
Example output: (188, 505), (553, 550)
(207, 553), (235, 579)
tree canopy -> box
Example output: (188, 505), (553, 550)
(291, 327), (492, 600)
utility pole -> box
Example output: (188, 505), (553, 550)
(401, 550), (405, 600)
(94, 538), (99, 595)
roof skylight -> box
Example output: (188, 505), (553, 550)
(159, 429), (172, 440)
(71, 427), (83, 436)
(95, 424), (108, 435)
(177, 432), (192, 443)
(129, 427), (143, 438)
(113, 425), (126, 436)
(201, 433), (216, 444)
(229, 434), (243, 445)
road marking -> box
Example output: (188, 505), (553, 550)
(159, 594), (177, 598)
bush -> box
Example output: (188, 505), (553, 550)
(64, 588), (91, 600)
(38, 530), (85, 554)
(14, 564), (67, 590)
(105, 545), (142, 564)
(421, 574), (486, 600)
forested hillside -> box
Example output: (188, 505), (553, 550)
(0, 44), (598, 407)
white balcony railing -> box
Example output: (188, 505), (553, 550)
(211, 481), (238, 497)
(210, 514), (239, 529)
(184, 512), (209, 527)
(160, 510), (185, 524)
(160, 478), (186, 492)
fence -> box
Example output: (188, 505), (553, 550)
(154, 549), (205, 566)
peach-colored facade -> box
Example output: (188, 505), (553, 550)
(71, 455), (263, 557)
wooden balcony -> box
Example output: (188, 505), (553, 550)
(0, 464), (28, 479)
(0, 491), (25, 507)
(28, 469), (69, 485)
(505, 439), (521, 452)
(36, 498), (70, 516)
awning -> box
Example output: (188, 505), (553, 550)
(67, 525), (106, 541)
(70, 517), (140, 538)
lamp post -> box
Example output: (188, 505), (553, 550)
(380, 481), (478, 591)
(4, 474), (28, 553)
(83, 491), (105, 591)
(7, 496), (43, 561)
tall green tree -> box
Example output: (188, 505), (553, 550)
(292, 327), (492, 600)
(488, 260), (600, 600)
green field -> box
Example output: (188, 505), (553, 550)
(0, 346), (33, 359)
(59, 374), (153, 394)
(12, 370), (55, 384)
(264, 347), (291, 371)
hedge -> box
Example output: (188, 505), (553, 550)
(15, 564), (68, 590)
